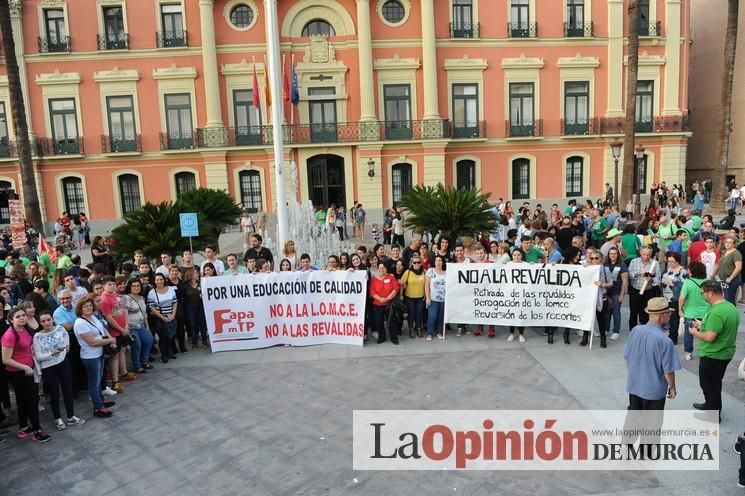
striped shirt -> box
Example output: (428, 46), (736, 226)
(146, 287), (178, 317)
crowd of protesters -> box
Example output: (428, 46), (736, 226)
(0, 178), (742, 446)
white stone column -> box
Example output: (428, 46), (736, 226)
(606, 0), (624, 117)
(356, 0), (376, 122)
(198, 0), (224, 129)
(663, 0), (682, 115)
(421, 0), (440, 120)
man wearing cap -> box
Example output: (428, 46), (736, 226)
(623, 297), (681, 412)
(600, 228), (626, 258)
(689, 280), (739, 422)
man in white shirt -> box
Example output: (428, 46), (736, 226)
(64, 273), (88, 306)
(200, 244), (225, 275)
(155, 252), (172, 277)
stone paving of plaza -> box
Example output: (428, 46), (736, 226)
(3, 316), (745, 496)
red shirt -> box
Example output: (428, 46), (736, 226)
(687, 240), (705, 264)
(100, 292), (127, 337)
(1, 327), (33, 372)
(369, 274), (400, 307)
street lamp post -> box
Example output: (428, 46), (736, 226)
(634, 144), (645, 220)
(610, 141), (623, 208)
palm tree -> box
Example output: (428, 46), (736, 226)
(0, 1), (43, 233)
(711, 0), (740, 213)
(398, 184), (496, 243)
(620, 0), (641, 216)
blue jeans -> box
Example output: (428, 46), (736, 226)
(406, 297), (424, 330)
(130, 326), (153, 369)
(426, 300), (445, 336)
(81, 355), (104, 410)
(608, 292), (622, 334)
(724, 275), (741, 304)
(684, 318), (696, 353)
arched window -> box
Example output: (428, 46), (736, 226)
(456, 160), (476, 190)
(301, 19), (335, 36)
(0, 181), (12, 224)
(239, 170), (262, 213)
(174, 171), (197, 197)
(635, 155), (648, 193)
(391, 163), (412, 206)
(565, 156), (583, 197)
(117, 174), (141, 215)
(511, 158), (530, 200)
(61, 176), (85, 215)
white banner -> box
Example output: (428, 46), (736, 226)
(444, 263), (600, 331)
(202, 271), (367, 352)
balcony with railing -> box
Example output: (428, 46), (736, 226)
(599, 114), (690, 134)
(638, 20), (662, 37)
(97, 33), (129, 50)
(508, 22), (537, 38)
(561, 117), (599, 136)
(156, 30), (188, 48)
(505, 119), (543, 138)
(160, 132), (195, 150)
(38, 35), (70, 53)
(38, 137), (84, 155)
(101, 135), (141, 153)
(564, 21), (593, 37)
(450, 21), (479, 39)
(451, 121), (487, 139)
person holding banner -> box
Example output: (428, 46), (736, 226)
(425, 255), (447, 341)
(370, 262), (400, 345)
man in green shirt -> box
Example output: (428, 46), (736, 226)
(520, 236), (545, 263)
(590, 209), (609, 249)
(689, 280), (739, 421)
(55, 245), (72, 270)
(656, 216), (675, 266)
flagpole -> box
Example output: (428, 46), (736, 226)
(264, 0), (289, 248)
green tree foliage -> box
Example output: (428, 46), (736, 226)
(111, 202), (196, 260)
(110, 189), (241, 261)
(398, 184), (496, 242)
(176, 188), (242, 247)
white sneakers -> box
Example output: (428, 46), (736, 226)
(437, 333), (444, 340)
(66, 416), (86, 426)
(519, 335), (526, 343)
(55, 418), (66, 431)
(507, 334), (515, 342)
(102, 387), (117, 397)
(425, 335), (433, 342)
(610, 333), (620, 341)
(685, 352), (693, 361)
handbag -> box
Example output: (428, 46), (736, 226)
(83, 316), (114, 356)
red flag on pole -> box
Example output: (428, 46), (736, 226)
(39, 236), (56, 264)
(252, 58), (260, 108)
(283, 54), (290, 103)
(263, 55), (272, 107)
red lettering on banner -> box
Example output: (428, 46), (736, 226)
(422, 425), (454, 461)
(213, 309), (255, 334)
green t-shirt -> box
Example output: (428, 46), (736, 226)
(591, 218), (608, 241)
(699, 300), (740, 360)
(690, 215), (703, 231)
(56, 254), (72, 270)
(657, 223), (675, 250)
(621, 233), (640, 261)
(525, 247), (544, 263)
(680, 278), (709, 319)
(315, 210), (326, 227)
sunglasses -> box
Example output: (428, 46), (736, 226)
(590, 256), (601, 260)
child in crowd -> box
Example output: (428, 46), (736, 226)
(371, 224), (381, 243)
